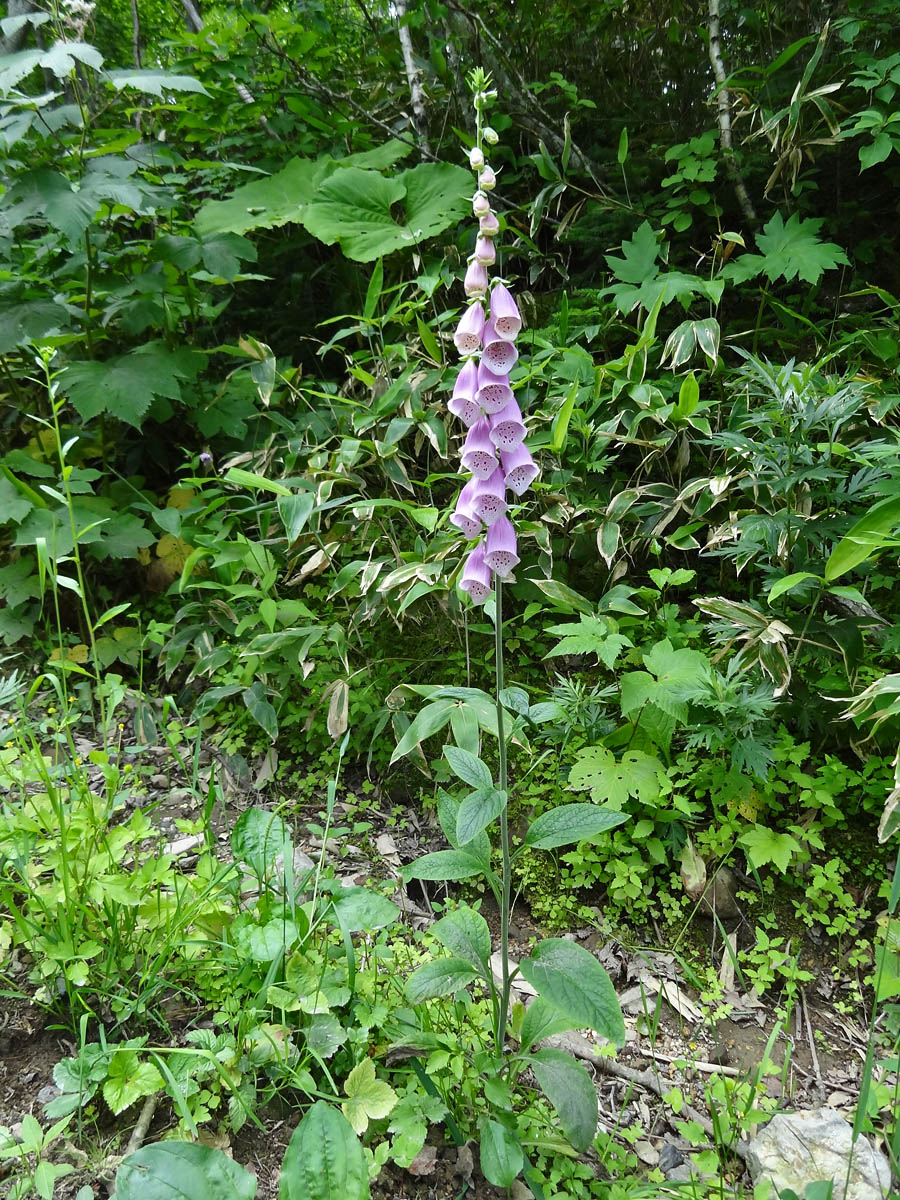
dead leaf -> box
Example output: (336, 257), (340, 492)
(407, 1145), (438, 1176)
(680, 837), (706, 901)
(490, 952), (537, 997)
(719, 931), (737, 992)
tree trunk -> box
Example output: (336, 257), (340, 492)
(708, 0), (758, 227)
(394, 0), (431, 158)
(0, 0), (40, 56)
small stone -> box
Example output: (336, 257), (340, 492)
(635, 1139), (659, 1166)
(665, 1164), (694, 1183)
(658, 1143), (685, 1173)
(746, 1107), (892, 1200)
(37, 1085), (61, 1106)
(150, 774), (168, 787)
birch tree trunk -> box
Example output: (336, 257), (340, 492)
(708, 0), (757, 227)
(394, 0), (431, 159)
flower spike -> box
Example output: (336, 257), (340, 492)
(460, 541), (492, 604)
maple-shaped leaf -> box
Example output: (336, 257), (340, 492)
(545, 616), (632, 667)
(341, 1057), (397, 1134)
(604, 220), (661, 284)
(568, 746), (664, 807)
(722, 212), (849, 286)
(101, 1050), (163, 1115)
(61, 342), (203, 427)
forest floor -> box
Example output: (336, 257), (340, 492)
(0, 721), (893, 1199)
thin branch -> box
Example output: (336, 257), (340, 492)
(708, 0), (758, 227)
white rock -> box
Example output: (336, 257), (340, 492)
(746, 1108), (892, 1200)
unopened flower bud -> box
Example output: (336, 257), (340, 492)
(479, 212), (500, 238)
(474, 236), (496, 266)
(472, 191), (491, 216)
(478, 166), (496, 191)
(464, 259), (488, 298)
(468, 146), (485, 170)
(483, 126), (499, 145)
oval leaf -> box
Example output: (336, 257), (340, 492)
(478, 1118), (523, 1189)
(117, 1142), (258, 1200)
(430, 906), (491, 973)
(330, 887), (398, 932)
(524, 803), (627, 850)
(279, 1101), (369, 1200)
(517, 939), (625, 1046)
(401, 850), (486, 882)
(406, 957), (479, 1002)
(456, 787), (506, 846)
(529, 1048), (599, 1151)
(443, 744), (492, 789)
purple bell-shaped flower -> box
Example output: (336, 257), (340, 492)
(461, 418), (499, 479)
(484, 516), (519, 578)
(474, 236), (496, 266)
(500, 443), (539, 496)
(460, 541), (492, 604)
(449, 359), (481, 427)
(475, 362), (513, 415)
(470, 468), (507, 526)
(450, 477), (482, 540)
(479, 212), (500, 238)
(454, 303), (484, 355)
(489, 397), (526, 452)
(464, 260), (488, 298)
(490, 283), (522, 341)
(481, 319), (518, 376)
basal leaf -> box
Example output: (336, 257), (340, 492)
(430, 906), (491, 973)
(117, 1142), (258, 1200)
(478, 1118), (523, 1189)
(279, 1102), (369, 1200)
(529, 1049), (598, 1151)
(518, 995), (579, 1053)
(330, 887), (398, 932)
(194, 157), (337, 237)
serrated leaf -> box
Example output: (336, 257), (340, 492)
(722, 211), (849, 286)
(605, 221), (661, 285)
(738, 825), (801, 873)
(61, 342), (202, 427)
(2, 166), (97, 242)
(529, 1049), (598, 1150)
(568, 747), (663, 807)
(117, 1142), (258, 1200)
(40, 40), (103, 78)
(524, 803), (627, 850)
(430, 906), (491, 973)
(306, 1013), (348, 1059)
(279, 1102), (368, 1200)
(456, 786), (506, 845)
(405, 957), (479, 1002)
(518, 939), (625, 1045)
(102, 1051), (162, 1115)
(302, 162), (472, 262)
(341, 1058), (397, 1134)
(107, 69), (209, 97)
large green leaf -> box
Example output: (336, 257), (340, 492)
(302, 162), (471, 262)
(231, 807), (292, 877)
(2, 167), (97, 242)
(329, 887), (397, 932)
(106, 69), (209, 97)
(529, 1049), (598, 1151)
(524, 803), (627, 850)
(430, 906), (491, 974)
(518, 939), (625, 1046)
(405, 957), (479, 1002)
(478, 1118), (523, 1189)
(401, 850), (486, 882)
(568, 747), (664, 807)
(518, 996), (579, 1053)
(117, 1142), (258, 1200)
(194, 157), (336, 237)
(825, 496), (900, 581)
(280, 1102), (369, 1200)
(61, 342), (202, 427)
(443, 745), (493, 789)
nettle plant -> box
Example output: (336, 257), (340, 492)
(393, 71), (628, 1192)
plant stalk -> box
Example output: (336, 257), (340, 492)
(494, 579), (512, 1055)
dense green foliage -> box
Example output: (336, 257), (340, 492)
(1, 0), (900, 1195)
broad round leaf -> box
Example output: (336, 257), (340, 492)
(302, 163), (471, 262)
(524, 803), (627, 850)
(405, 957), (479, 1002)
(517, 939), (625, 1046)
(117, 1142), (258, 1200)
(280, 1102), (369, 1200)
(330, 887), (398, 932)
(529, 1049), (598, 1151)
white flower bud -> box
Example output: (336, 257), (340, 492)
(483, 127), (499, 146)
(468, 146), (485, 170)
(478, 166), (496, 191)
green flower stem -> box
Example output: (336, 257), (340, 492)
(494, 579), (512, 1055)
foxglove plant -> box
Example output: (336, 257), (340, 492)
(395, 70), (627, 1194)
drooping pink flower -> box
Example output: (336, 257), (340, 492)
(478, 166), (496, 191)
(461, 418), (499, 478)
(470, 468), (507, 526)
(450, 478), (482, 540)
(484, 516), (519, 577)
(475, 363), (512, 415)
(464, 260), (488, 298)
(454, 303), (484, 355)
(479, 212), (500, 238)
(474, 236), (496, 266)
(500, 443), (539, 496)
(489, 397), (526, 452)
(449, 359), (481, 427)
(460, 541), (492, 603)
(481, 319), (518, 376)
(472, 191), (491, 216)
(490, 283), (522, 341)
